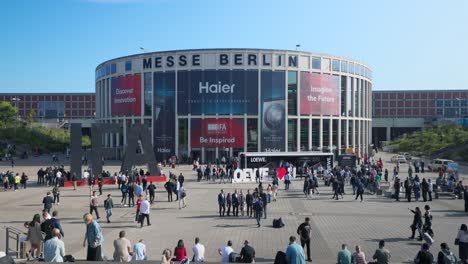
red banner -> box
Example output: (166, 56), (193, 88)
(300, 72), (340, 116)
(191, 118), (244, 148)
(111, 74), (142, 116)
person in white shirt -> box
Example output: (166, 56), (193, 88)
(218, 240), (234, 263)
(139, 199), (151, 228)
(179, 185), (186, 209)
(192, 237), (205, 262)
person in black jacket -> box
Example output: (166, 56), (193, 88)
(246, 190), (253, 217)
(260, 191), (268, 219)
(178, 173), (185, 187)
(164, 180), (173, 202)
(42, 192), (54, 213)
(127, 184), (135, 207)
(404, 178), (412, 202)
(226, 193), (232, 216)
(409, 207), (423, 240)
(218, 189), (226, 217)
(51, 210), (65, 238)
(421, 178), (429, 202)
(147, 181), (156, 204)
(232, 190), (239, 217)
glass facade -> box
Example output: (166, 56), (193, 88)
(125, 61), (132, 72)
(332, 60), (340, 72)
(247, 118), (258, 152)
(178, 119), (189, 158)
(312, 57), (321, 70)
(340, 76), (347, 116)
(144, 72), (152, 116)
(288, 119), (297, 151)
(288, 71), (298, 115)
(300, 119), (309, 151)
(312, 119), (320, 149)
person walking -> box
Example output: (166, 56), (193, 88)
(337, 244), (352, 264)
(51, 211), (65, 238)
(104, 194), (114, 223)
(26, 214), (43, 260)
(297, 217), (312, 262)
(43, 191), (54, 213)
(147, 181), (156, 204)
(82, 213), (104, 261)
(97, 176), (103, 196)
(164, 180), (174, 202)
(409, 207), (423, 240)
(260, 190), (268, 219)
(127, 183), (135, 207)
(354, 179), (364, 202)
(136, 195), (144, 223)
(218, 189), (226, 217)
(371, 240), (391, 264)
(253, 193), (264, 227)
(394, 178), (401, 201)
(89, 191), (100, 219)
(113, 230), (133, 262)
(178, 184), (187, 209)
(286, 236), (306, 264)
(139, 198), (151, 228)
(43, 228), (65, 262)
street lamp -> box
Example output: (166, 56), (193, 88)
(139, 47), (145, 52)
(295, 44), (301, 51)
(11, 97), (21, 142)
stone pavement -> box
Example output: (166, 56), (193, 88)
(0, 152), (466, 263)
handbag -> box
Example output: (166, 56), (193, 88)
(454, 238), (459, 245)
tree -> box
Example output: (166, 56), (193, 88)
(0, 102), (18, 126)
(27, 109), (36, 128)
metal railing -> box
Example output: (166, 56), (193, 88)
(5, 226), (23, 258)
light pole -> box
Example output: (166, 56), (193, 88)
(139, 47), (145, 53)
(295, 44), (301, 51)
(11, 97), (21, 140)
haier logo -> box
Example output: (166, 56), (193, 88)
(157, 148), (170, 153)
(199, 82), (235, 94)
(208, 123), (227, 131)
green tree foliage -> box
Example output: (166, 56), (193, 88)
(0, 102), (18, 126)
(391, 125), (468, 161)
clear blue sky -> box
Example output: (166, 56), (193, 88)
(1, 0), (467, 93)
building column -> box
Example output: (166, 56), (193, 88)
(386, 126), (391, 141)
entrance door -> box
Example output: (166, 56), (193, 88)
(205, 148), (216, 164)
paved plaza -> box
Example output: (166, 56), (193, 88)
(0, 152), (467, 263)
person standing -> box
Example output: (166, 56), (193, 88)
(218, 189), (226, 217)
(192, 237), (205, 262)
(272, 176), (279, 201)
(246, 190), (253, 217)
(44, 228), (65, 262)
(51, 211), (65, 238)
(354, 179), (364, 202)
(127, 183), (135, 207)
(139, 198), (151, 228)
(260, 190), (268, 219)
(20, 172), (28, 189)
(178, 185), (186, 209)
(226, 193), (232, 216)
(113, 230), (133, 262)
(82, 213), (104, 261)
(455, 224), (468, 263)
(232, 190), (239, 217)
(104, 194), (114, 223)
(427, 179), (433, 201)
(239, 190), (246, 216)
(120, 182), (128, 206)
(71, 172), (77, 190)
(337, 244), (352, 264)
(136, 195), (144, 223)
(147, 181), (156, 204)
(97, 176), (103, 196)
(394, 178), (401, 201)
(89, 191), (100, 219)
(421, 178), (429, 202)
(297, 217), (312, 262)
(286, 236), (306, 264)
(13, 173), (20, 190)
(164, 180), (173, 202)
(43, 192), (54, 213)
(404, 178), (412, 202)
(409, 207), (423, 240)
(371, 240), (391, 264)
(52, 184), (60, 205)
(284, 171), (291, 190)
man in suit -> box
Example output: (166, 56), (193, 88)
(218, 189), (226, 217)
(50, 210), (65, 238)
(232, 189), (239, 217)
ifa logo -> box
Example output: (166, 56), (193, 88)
(207, 123), (227, 133)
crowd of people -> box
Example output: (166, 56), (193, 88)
(5, 152), (466, 263)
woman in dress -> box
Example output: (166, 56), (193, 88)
(26, 214), (43, 260)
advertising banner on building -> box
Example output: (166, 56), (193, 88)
(260, 71), (286, 152)
(178, 70), (258, 115)
(111, 74), (142, 116)
(154, 72), (176, 161)
(191, 118), (244, 148)
(300, 72), (340, 115)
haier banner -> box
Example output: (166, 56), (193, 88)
(177, 70), (258, 115)
(191, 118), (244, 148)
(154, 72), (176, 161)
(260, 71), (286, 152)
(111, 74), (142, 116)
(300, 72), (340, 116)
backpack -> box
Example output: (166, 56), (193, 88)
(442, 250), (457, 264)
(273, 218), (285, 228)
(274, 251), (287, 264)
(228, 252), (238, 263)
(41, 219), (55, 240)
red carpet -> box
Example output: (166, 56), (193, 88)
(63, 175), (167, 187)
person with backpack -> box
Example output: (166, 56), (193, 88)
(436, 242), (457, 264)
(296, 217), (312, 262)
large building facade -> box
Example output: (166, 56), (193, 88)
(372, 90), (468, 144)
(95, 49), (373, 163)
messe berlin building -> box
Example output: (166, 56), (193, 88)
(95, 49), (373, 163)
